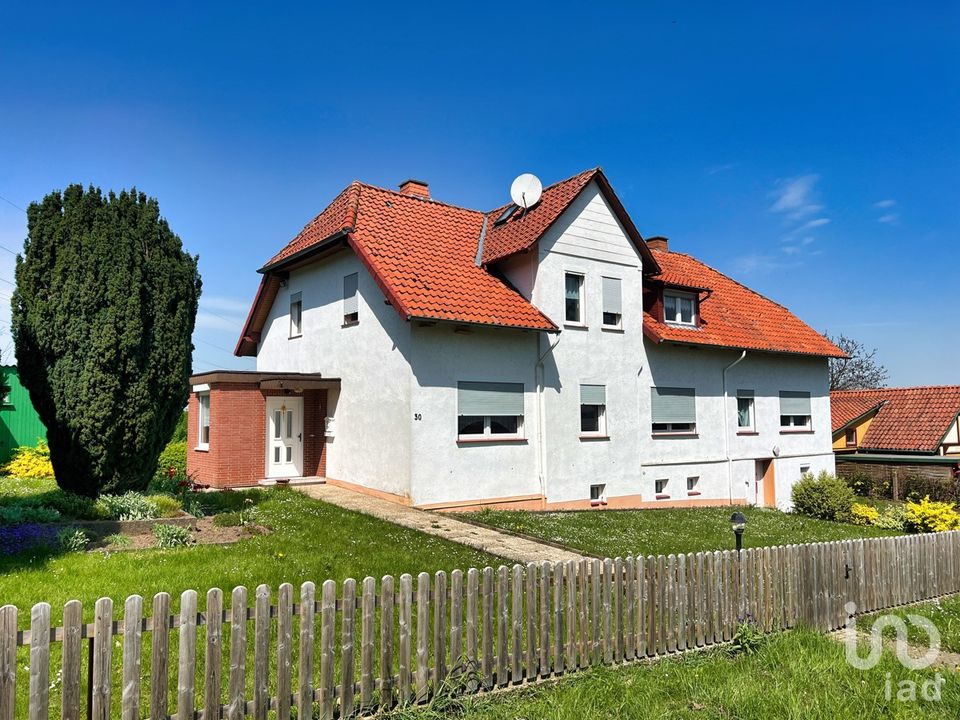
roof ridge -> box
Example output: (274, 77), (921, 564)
(655, 249), (817, 319)
(354, 181), (485, 215)
(289, 181), (361, 238)
(485, 167), (600, 217)
(834, 385), (960, 394)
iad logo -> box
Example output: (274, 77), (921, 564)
(844, 601), (945, 703)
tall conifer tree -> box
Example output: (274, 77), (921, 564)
(12, 185), (201, 496)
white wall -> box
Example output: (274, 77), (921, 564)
(529, 180), (648, 503)
(642, 344), (835, 509)
(407, 324), (540, 506)
(256, 248), (414, 497)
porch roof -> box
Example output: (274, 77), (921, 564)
(189, 370), (340, 391)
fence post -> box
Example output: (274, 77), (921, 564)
(120, 596), (142, 720)
(227, 586), (247, 720)
(91, 597), (113, 720)
(340, 579), (356, 718)
(177, 589), (198, 720)
(0, 605), (16, 720)
(61, 601), (82, 720)
(29, 602), (50, 720)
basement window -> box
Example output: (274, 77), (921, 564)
(655, 479), (669, 496)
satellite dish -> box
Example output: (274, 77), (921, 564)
(510, 173), (542, 211)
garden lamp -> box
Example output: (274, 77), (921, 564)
(730, 511), (746, 553)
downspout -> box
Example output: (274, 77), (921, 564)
(723, 350), (748, 505)
(535, 332), (561, 508)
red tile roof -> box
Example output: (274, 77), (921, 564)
(481, 169), (660, 271)
(237, 168), (841, 360)
(830, 395), (884, 433)
(254, 182), (557, 342)
(831, 387), (960, 453)
(643, 250), (846, 358)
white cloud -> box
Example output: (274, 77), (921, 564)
(874, 199), (897, 209)
(706, 163), (737, 176)
(799, 217), (830, 230)
(769, 174), (823, 219)
(877, 213), (899, 225)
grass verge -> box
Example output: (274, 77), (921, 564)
(386, 629), (956, 719)
(465, 506), (901, 558)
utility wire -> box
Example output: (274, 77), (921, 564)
(0, 194), (25, 213)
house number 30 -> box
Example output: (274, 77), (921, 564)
(414, 413), (422, 421)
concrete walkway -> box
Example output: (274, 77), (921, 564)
(296, 484), (583, 565)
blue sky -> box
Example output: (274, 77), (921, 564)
(1, 2), (957, 384)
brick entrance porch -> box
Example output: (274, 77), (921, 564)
(186, 371), (339, 488)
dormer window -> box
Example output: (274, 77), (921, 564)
(663, 291), (696, 326)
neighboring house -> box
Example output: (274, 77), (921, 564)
(0, 366), (47, 464)
(831, 387), (960, 488)
(188, 169), (844, 511)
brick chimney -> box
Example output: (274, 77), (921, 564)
(646, 236), (669, 252)
(398, 179), (430, 198)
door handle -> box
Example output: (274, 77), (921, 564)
(298, 433), (302, 442)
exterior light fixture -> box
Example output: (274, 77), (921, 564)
(730, 511), (746, 553)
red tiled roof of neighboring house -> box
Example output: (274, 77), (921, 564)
(830, 395), (884, 433)
(643, 249), (846, 358)
(831, 387), (960, 453)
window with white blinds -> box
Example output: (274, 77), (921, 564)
(779, 391), (812, 429)
(289, 292), (302, 338)
(651, 386), (697, 434)
(457, 382), (524, 439)
(343, 273), (359, 325)
(601, 277), (622, 328)
(580, 384), (607, 436)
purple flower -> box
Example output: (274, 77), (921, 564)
(0, 523), (60, 555)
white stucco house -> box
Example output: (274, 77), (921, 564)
(187, 169), (844, 511)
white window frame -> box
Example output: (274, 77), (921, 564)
(687, 476), (700, 493)
(197, 392), (210, 451)
(779, 390), (812, 430)
(663, 290), (697, 326)
(343, 273), (359, 326)
(289, 292), (303, 338)
(564, 272), (585, 326)
(655, 478), (669, 496)
(579, 384), (607, 437)
(457, 415), (524, 441)
(601, 276), (622, 330)
(457, 381), (525, 441)
(736, 390), (755, 432)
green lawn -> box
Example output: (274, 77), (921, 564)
(390, 629), (956, 719)
(862, 594), (960, 655)
(465, 506), (901, 558)
(0, 482), (503, 623)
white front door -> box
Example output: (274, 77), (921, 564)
(266, 397), (303, 478)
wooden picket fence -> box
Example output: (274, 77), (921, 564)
(2, 531), (959, 719)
